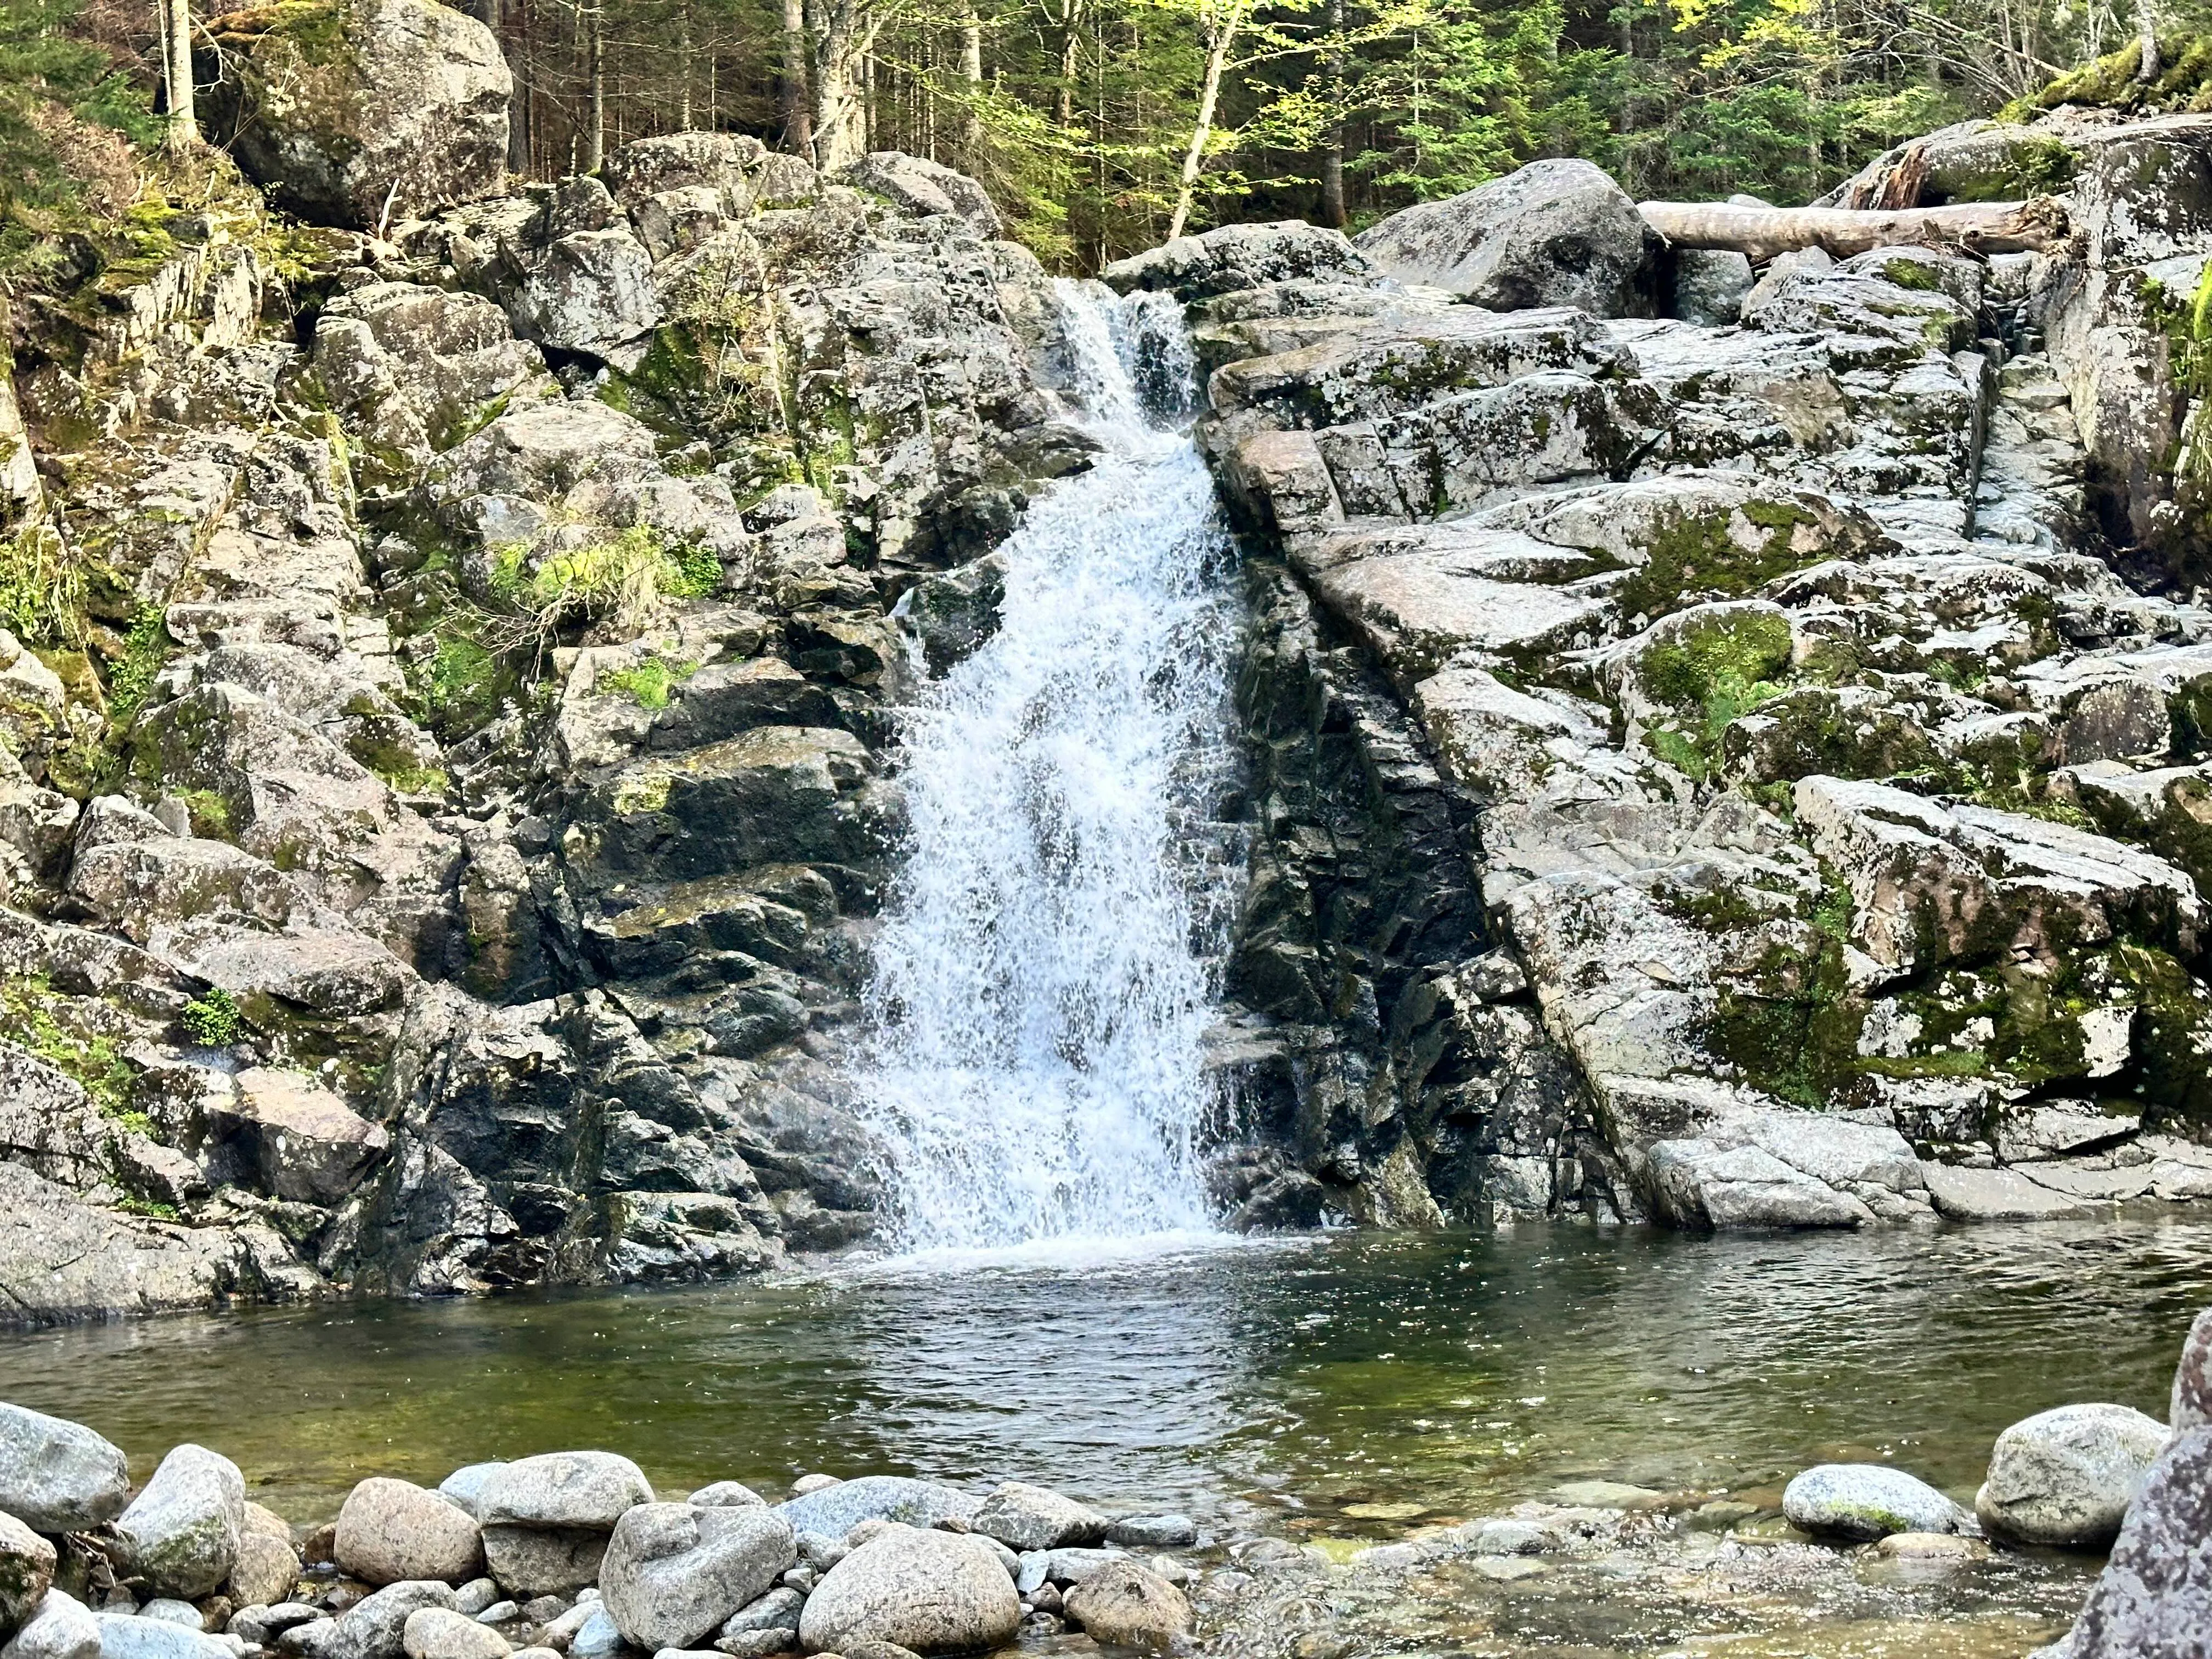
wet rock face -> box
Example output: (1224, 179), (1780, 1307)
(200, 0), (512, 231)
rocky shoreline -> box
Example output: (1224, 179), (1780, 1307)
(2, 1307), (2206, 1659)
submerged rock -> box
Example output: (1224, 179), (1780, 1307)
(1060, 1560), (1192, 1650)
(1781, 1464), (1970, 1541)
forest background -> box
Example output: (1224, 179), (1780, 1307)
(6, 0), (2212, 279)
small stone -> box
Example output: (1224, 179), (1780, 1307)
(3, 1589), (98, 1659)
(796, 1528), (1019, 1656)
(338, 1482), (483, 1588)
(1061, 1560), (1192, 1651)
(1782, 1465), (1969, 1541)
(1025, 1584), (1060, 1617)
(787, 1477), (838, 1498)
(0, 1514), (56, 1637)
(709, 1635), (788, 1659)
(1873, 1531), (1977, 1560)
(515, 1604), (566, 1631)
(302, 1529), (337, 1570)
(1102, 1516), (1196, 1549)
(1037, 1547), (1127, 1586)
(1339, 1502), (1425, 1522)
(230, 1534), (303, 1609)
(140, 1604), (206, 1630)
(117, 1446), (247, 1599)
(1976, 1403), (2169, 1546)
(284, 1582), (460, 1659)
(401, 1610), (510, 1659)
(472, 1606), (517, 1627)
(0, 1405), (131, 1534)
(790, 1534), (842, 1574)
(1144, 1556), (1194, 1587)
(838, 1644), (921, 1659)
(452, 1588), (499, 1621)
(227, 1606), (324, 1647)
(971, 1483), (1103, 1553)
(563, 1610), (619, 1659)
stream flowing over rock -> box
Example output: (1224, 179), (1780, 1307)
(7, 33), (2212, 1318)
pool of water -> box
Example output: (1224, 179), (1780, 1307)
(2, 1217), (2201, 1545)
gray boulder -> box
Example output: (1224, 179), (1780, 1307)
(115, 1446), (246, 1599)
(716, 1589), (800, 1638)
(684, 1485), (763, 1510)
(199, 0), (511, 229)
(478, 1531), (607, 1601)
(477, 1455), (653, 1532)
(505, 231), (663, 370)
(230, 1532), (303, 1609)
(136, 1605), (201, 1629)
(0, 1404), (131, 1534)
(1102, 222), (1372, 302)
(1353, 158), (1661, 316)
(2037, 1425), (2212, 1657)
(599, 1504), (793, 1652)
(398, 1610), (507, 1659)
(1672, 248), (1753, 326)
(970, 1483), (1104, 1552)
(0, 1514), (54, 1640)
(1060, 1559), (1192, 1651)
(283, 1583), (458, 1659)
(2172, 1305), (2212, 1430)
(1781, 1464), (1970, 1541)
(89, 1617), (231, 1659)
(1977, 1403), (2169, 1546)
(336, 1480), (484, 1587)
(2, 1590), (97, 1659)
(795, 1528), (1019, 1656)
(435, 1467), (507, 1522)
(840, 154), (999, 238)
(772, 1477), (977, 1539)
(1103, 1516), (1197, 1549)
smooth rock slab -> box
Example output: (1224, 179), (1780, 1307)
(796, 1528), (1019, 1656)
(1782, 1464), (1970, 1541)
(0, 1404), (131, 1534)
(1060, 1560), (1192, 1652)
(970, 1483), (1104, 1553)
(600, 1504), (793, 1652)
(338, 1480), (484, 1587)
(1977, 1403), (2169, 1546)
(116, 1446), (246, 1599)
(773, 1479), (977, 1541)
(1922, 1165), (2092, 1222)
(3, 1590), (98, 1659)
(477, 1455), (652, 1532)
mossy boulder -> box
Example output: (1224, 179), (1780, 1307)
(199, 0), (511, 231)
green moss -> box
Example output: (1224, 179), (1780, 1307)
(0, 524), (87, 647)
(1614, 503), (1822, 628)
(1880, 258), (1941, 292)
(1, 973), (132, 1113)
(180, 988), (244, 1047)
(114, 1197), (179, 1221)
(177, 787), (230, 837)
(1637, 608), (1795, 781)
(598, 652), (699, 710)
(2021, 33), (2212, 117)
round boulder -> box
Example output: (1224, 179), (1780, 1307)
(1781, 1464), (1969, 1541)
(1061, 1560), (1192, 1651)
(1976, 1402), (2169, 1546)
(0, 1403), (131, 1534)
(196, 0), (511, 230)
(337, 1480), (484, 1587)
(115, 1444), (246, 1599)
(795, 1526), (1020, 1656)
(5, 1588), (99, 1659)
(476, 1454), (652, 1532)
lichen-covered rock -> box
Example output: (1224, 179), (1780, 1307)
(1782, 1464), (1971, 1541)
(1353, 159), (1662, 316)
(200, 0), (511, 230)
(284, 1581), (458, 1659)
(116, 1444), (247, 1599)
(477, 1453), (652, 1532)
(313, 285), (545, 471)
(1103, 222), (1372, 302)
(0, 1513), (55, 1641)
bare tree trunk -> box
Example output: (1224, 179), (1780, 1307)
(782, 0), (813, 152)
(1318, 0), (1344, 228)
(960, 4), (983, 168)
(1054, 0), (1081, 127)
(1166, 0), (1243, 240)
(1639, 198), (2063, 261)
(2136, 0), (2159, 80)
(585, 0), (605, 171)
(677, 2), (692, 128)
(161, 0), (197, 147)
(812, 0), (867, 171)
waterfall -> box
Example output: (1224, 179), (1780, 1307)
(857, 280), (1244, 1253)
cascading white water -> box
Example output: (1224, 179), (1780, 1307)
(857, 280), (1244, 1252)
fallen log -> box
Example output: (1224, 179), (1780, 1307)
(1637, 198), (2067, 263)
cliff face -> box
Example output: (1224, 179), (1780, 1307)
(6, 0), (2212, 1321)
(1143, 111), (2212, 1231)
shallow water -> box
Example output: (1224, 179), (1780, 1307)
(1, 1217), (2201, 1546)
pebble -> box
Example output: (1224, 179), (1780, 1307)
(473, 1606), (518, 1627)
(453, 1587), (500, 1620)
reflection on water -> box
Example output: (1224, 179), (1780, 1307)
(0, 1219), (2200, 1541)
